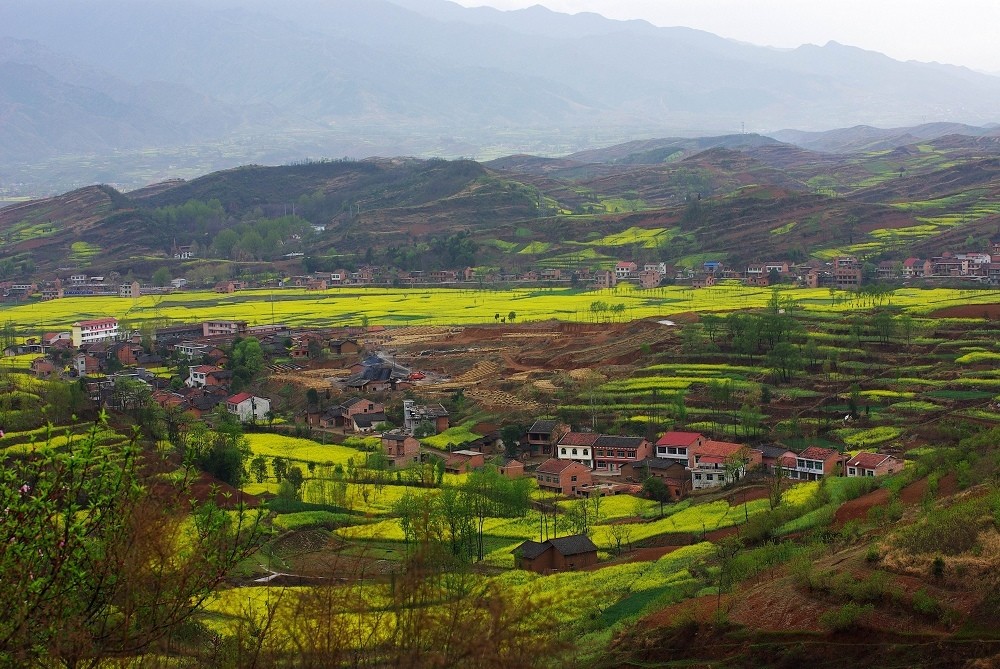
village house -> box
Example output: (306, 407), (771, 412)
(758, 444), (797, 474)
(903, 257), (932, 279)
(203, 320), (248, 337)
(30, 357), (57, 378)
(225, 392), (271, 423)
(615, 261), (638, 281)
(513, 534), (599, 573)
(525, 420), (570, 457)
(790, 446), (843, 481)
(638, 269), (662, 289)
(319, 397), (385, 430)
(73, 352), (102, 376)
(593, 270), (617, 290)
(845, 452), (904, 477)
(620, 458), (691, 500)
(402, 399), (450, 434)
(592, 435), (652, 473)
(381, 430), (421, 467)
(556, 431), (599, 468)
(498, 458), (525, 479)
(444, 450), (486, 475)
(328, 338), (361, 356)
(186, 365), (223, 388)
(688, 440), (762, 490)
(535, 458), (592, 496)
(654, 431), (705, 465)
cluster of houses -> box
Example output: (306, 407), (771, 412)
(523, 422), (903, 501)
(7, 233), (1000, 305)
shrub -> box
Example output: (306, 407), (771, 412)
(911, 588), (939, 617)
(819, 603), (873, 632)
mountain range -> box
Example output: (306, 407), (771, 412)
(2, 0), (1000, 195)
(4, 126), (1000, 283)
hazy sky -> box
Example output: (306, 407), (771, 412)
(451, 0), (1000, 73)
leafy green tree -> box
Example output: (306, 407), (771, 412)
(0, 417), (263, 666)
(286, 466), (305, 491)
(250, 455), (268, 483)
(767, 341), (802, 383)
(272, 456), (288, 482)
(500, 424), (523, 457)
(642, 476), (671, 517)
(151, 267), (172, 286)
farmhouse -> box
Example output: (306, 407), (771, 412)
(535, 458), (592, 496)
(846, 452), (904, 477)
(620, 458), (691, 500)
(556, 431), (599, 467)
(513, 534), (598, 574)
(790, 446), (843, 481)
(688, 440), (761, 490)
(525, 419), (569, 457)
(225, 393), (271, 423)
(654, 431), (705, 465)
(403, 399), (450, 434)
(381, 430), (421, 467)
(444, 449), (485, 474)
(498, 458), (525, 479)
(592, 435), (651, 473)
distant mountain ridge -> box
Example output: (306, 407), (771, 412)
(2, 0), (1000, 193)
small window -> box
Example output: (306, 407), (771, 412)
(694, 473), (702, 480)
(561, 448), (566, 455)
(571, 475), (577, 482)
(572, 448), (578, 455)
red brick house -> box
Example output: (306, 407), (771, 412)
(444, 449), (485, 474)
(759, 445), (797, 474)
(381, 430), (420, 467)
(620, 458), (691, 500)
(535, 459), (592, 496)
(30, 357), (56, 378)
(592, 435), (651, 473)
(513, 534), (599, 573)
(498, 458), (525, 479)
(845, 452), (904, 478)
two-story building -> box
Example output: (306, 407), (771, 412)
(556, 432), (599, 467)
(225, 392), (271, 423)
(592, 435), (651, 473)
(525, 420), (570, 457)
(403, 400), (450, 434)
(535, 459), (592, 496)
(790, 446), (843, 481)
(688, 440), (762, 490)
(654, 431), (705, 465)
(381, 430), (421, 467)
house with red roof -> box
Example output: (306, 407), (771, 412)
(556, 431), (600, 467)
(226, 392), (271, 423)
(845, 452), (904, 478)
(688, 440), (762, 490)
(654, 431), (705, 465)
(790, 446), (843, 481)
(535, 458), (592, 496)
(593, 435), (652, 473)
(71, 317), (119, 347)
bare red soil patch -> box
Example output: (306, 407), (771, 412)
(930, 304), (1000, 319)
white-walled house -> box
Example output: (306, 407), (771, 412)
(225, 392), (270, 423)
